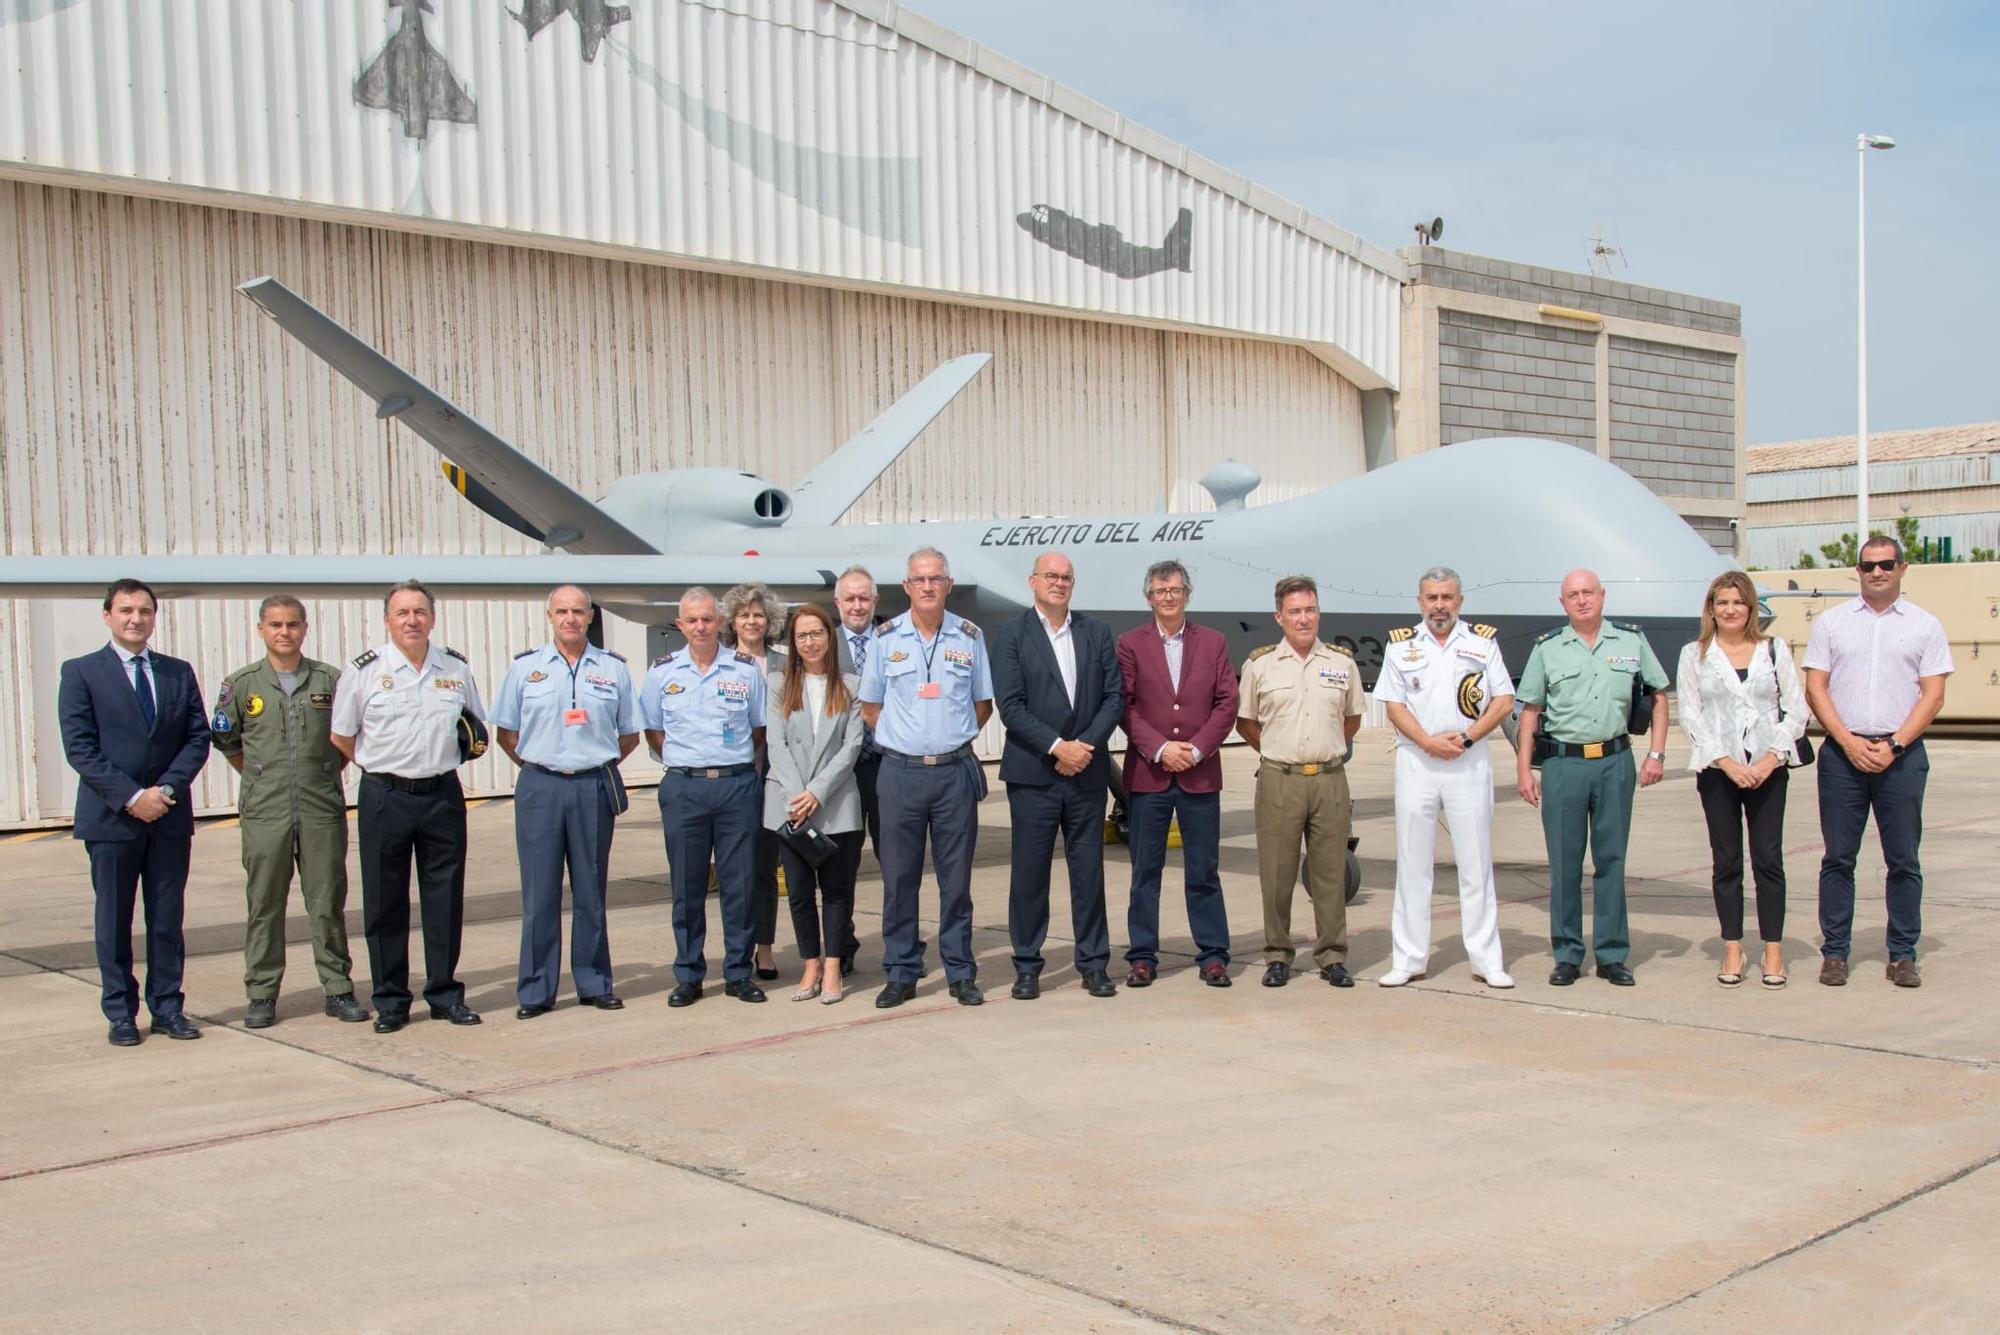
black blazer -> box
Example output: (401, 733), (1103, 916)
(991, 609), (1122, 789)
(58, 645), (212, 842)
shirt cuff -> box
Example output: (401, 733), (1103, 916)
(123, 788), (146, 811)
(1152, 742), (1168, 763)
(1048, 738), (1064, 755)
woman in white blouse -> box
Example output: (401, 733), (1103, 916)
(1676, 571), (1810, 988)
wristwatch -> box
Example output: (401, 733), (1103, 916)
(1645, 750), (1666, 764)
(1888, 738), (1906, 756)
(159, 784), (176, 801)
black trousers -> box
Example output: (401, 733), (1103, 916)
(1006, 780), (1111, 976)
(1696, 766), (1788, 942)
(753, 827), (780, 947)
(358, 772), (468, 1014)
(779, 830), (864, 960)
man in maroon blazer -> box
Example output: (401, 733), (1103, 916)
(1116, 560), (1240, 988)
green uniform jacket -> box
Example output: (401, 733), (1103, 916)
(1515, 622), (1669, 744)
(210, 658), (347, 823)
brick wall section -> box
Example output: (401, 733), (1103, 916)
(1403, 247), (1741, 336)
(1608, 337), (1735, 500)
(1438, 311), (1596, 449)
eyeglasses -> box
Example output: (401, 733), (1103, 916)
(1856, 559), (1900, 574)
(1147, 586), (1188, 600)
(794, 629), (828, 642)
(1035, 572), (1075, 584)
(906, 575), (949, 587)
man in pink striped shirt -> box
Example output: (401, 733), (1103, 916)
(1801, 536), (1953, 988)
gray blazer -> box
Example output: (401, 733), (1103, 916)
(763, 668), (865, 833)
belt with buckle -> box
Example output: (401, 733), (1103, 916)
(880, 743), (974, 767)
(1548, 736), (1630, 760)
(665, 763), (754, 779)
(1261, 758), (1339, 776)
(364, 771), (449, 794)
(528, 762), (605, 778)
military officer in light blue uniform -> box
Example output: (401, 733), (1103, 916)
(859, 547), (995, 1009)
(492, 586), (641, 1021)
(641, 587), (770, 1007)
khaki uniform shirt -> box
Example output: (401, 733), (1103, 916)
(1238, 639), (1366, 765)
(210, 657), (346, 822)
(1515, 621), (1669, 743)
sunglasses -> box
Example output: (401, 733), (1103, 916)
(1856, 559), (1900, 574)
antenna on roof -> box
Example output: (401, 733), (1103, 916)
(1586, 223), (1626, 276)
(1413, 216), (1444, 246)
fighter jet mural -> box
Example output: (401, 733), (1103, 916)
(1017, 205), (1194, 279)
(511, 0), (630, 63)
(0, 279), (1730, 689)
(354, 0), (477, 139)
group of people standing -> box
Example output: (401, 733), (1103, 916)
(55, 532), (1951, 1047)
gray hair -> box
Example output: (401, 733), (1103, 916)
(906, 546), (952, 579)
(257, 593), (306, 622)
(678, 586), (719, 617)
(719, 581), (786, 646)
(545, 584), (594, 613)
(835, 564), (877, 595)
(1142, 559), (1192, 599)
(384, 579), (435, 613)
(1416, 566), (1462, 594)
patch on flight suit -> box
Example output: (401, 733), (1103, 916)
(211, 710), (233, 733)
(308, 693), (333, 708)
(1457, 673), (1485, 720)
(215, 681), (233, 708)
(245, 694), (265, 718)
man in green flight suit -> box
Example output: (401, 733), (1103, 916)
(1514, 568), (1670, 988)
(210, 595), (368, 1028)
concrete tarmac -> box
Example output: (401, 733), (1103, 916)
(3, 731), (1995, 1331)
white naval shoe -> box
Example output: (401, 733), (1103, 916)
(1377, 969), (1421, 987)
(1475, 970), (1516, 989)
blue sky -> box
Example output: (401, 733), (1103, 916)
(908, 0), (1998, 443)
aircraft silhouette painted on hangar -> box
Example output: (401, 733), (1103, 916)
(0, 276), (1730, 685)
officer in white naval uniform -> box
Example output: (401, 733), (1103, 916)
(1372, 567), (1516, 988)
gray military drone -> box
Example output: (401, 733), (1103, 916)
(0, 277), (1731, 683)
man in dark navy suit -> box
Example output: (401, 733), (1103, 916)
(991, 551), (1124, 999)
(58, 578), (213, 1046)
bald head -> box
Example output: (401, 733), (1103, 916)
(545, 584), (593, 653)
(1029, 550), (1076, 620)
(1558, 568), (1605, 631)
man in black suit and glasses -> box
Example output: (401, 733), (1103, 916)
(58, 578), (213, 1047)
(991, 550), (1124, 1000)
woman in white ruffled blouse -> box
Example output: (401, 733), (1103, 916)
(1676, 571), (1810, 988)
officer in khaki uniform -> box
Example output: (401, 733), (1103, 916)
(1238, 574), (1367, 989)
(210, 595), (366, 1028)
(1515, 568), (1670, 987)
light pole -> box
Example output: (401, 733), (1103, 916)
(1857, 133), (1895, 552)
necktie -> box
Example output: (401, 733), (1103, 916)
(133, 654), (156, 729)
(850, 633), (867, 672)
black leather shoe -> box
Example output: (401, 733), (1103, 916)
(948, 980), (984, 1007)
(875, 981), (916, 1009)
(428, 1002), (483, 1025)
(150, 1013), (201, 1040)
(1319, 963), (1354, 989)
(1548, 962), (1581, 987)
(515, 1003), (553, 1020)
(1595, 961), (1636, 987)
(839, 950), (859, 977)
(1081, 970), (1118, 998)
(107, 1019), (142, 1047)
(324, 994), (370, 1023)
(1011, 972), (1041, 1000)
(576, 993), (624, 1010)
(725, 979), (768, 1003)
(1262, 962), (1290, 988)
(373, 1010), (410, 1033)
(243, 999), (277, 1029)
(667, 982), (704, 1008)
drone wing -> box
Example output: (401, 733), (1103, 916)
(786, 354), (991, 528)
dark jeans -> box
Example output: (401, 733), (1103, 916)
(1818, 739), (1928, 961)
(779, 830), (864, 960)
(1696, 766), (1787, 942)
(1124, 783), (1229, 967)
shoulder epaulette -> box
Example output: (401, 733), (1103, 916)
(513, 647), (538, 660)
(351, 649), (378, 669)
(873, 617), (898, 637)
(1613, 621), (1644, 635)
(1388, 627), (1415, 643)
(1533, 626), (1564, 645)
(959, 619), (980, 638)
(603, 648), (626, 663)
(733, 650), (755, 664)
(1322, 641), (1355, 660)
(1470, 623), (1498, 639)
(442, 646), (468, 662)
(1247, 644), (1277, 662)
(651, 652), (675, 668)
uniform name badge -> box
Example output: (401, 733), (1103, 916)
(917, 681), (942, 700)
(564, 708), (588, 727)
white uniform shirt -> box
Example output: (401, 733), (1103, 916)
(1801, 595), (1953, 736)
(331, 642), (486, 779)
(1676, 638), (1809, 770)
(1372, 620), (1515, 752)
(1041, 610), (1078, 706)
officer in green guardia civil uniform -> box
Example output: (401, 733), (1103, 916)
(1514, 568), (1670, 989)
(210, 595), (368, 1028)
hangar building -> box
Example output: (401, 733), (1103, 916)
(0, 0), (1738, 824)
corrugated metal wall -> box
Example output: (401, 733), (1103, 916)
(0, 0), (1400, 384)
(1747, 454), (2000, 504)
(0, 179), (1363, 825)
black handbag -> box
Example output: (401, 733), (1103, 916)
(1769, 639), (1815, 767)
(776, 818), (837, 868)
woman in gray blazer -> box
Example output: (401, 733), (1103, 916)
(765, 603), (866, 1003)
